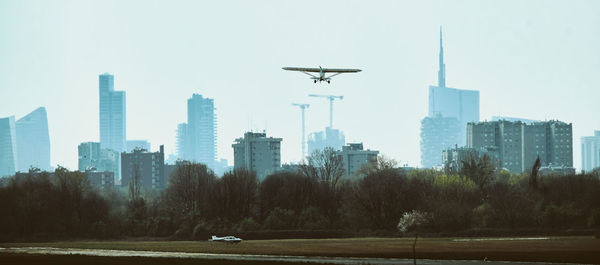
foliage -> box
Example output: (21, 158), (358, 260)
(1, 160), (599, 241)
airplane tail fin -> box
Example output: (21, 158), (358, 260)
(212, 236), (217, 240)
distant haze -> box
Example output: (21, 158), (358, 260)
(1, 0), (599, 171)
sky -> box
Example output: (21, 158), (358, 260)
(1, 0), (599, 171)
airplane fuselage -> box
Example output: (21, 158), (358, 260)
(312, 67), (330, 83)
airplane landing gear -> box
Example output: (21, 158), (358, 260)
(314, 80), (317, 83)
(327, 80), (330, 84)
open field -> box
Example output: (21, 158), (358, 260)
(2, 236), (599, 264)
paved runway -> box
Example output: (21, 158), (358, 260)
(0, 247), (585, 265)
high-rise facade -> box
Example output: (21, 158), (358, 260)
(176, 94), (216, 170)
(0, 116), (17, 177)
(176, 123), (188, 159)
(426, 28), (480, 146)
(336, 143), (379, 177)
(99, 73), (126, 152)
(467, 120), (573, 173)
(16, 107), (51, 172)
(420, 114), (461, 168)
(233, 132), (281, 181)
(581, 131), (600, 172)
(121, 145), (165, 190)
(420, 28), (480, 168)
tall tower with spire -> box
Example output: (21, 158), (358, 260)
(438, 27), (446, 88)
(421, 27), (480, 168)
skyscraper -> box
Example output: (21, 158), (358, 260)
(581, 131), (600, 172)
(427, 28), (480, 145)
(0, 116), (17, 177)
(420, 114), (461, 168)
(175, 123), (188, 159)
(420, 28), (480, 168)
(176, 94), (216, 170)
(99, 73), (126, 152)
(16, 107), (51, 172)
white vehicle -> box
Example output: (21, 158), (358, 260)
(208, 235), (242, 244)
(283, 66), (361, 83)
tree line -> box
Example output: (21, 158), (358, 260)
(0, 148), (599, 241)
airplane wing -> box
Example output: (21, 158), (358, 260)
(282, 67), (321, 73)
(322, 68), (362, 73)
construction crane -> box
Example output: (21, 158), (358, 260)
(308, 94), (343, 128)
(292, 103), (310, 160)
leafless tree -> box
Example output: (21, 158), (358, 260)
(164, 162), (216, 219)
(299, 147), (345, 190)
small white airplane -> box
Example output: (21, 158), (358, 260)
(208, 235), (242, 244)
(282, 66), (361, 83)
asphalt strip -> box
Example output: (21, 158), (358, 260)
(0, 247), (586, 265)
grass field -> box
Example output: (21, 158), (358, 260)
(2, 236), (599, 264)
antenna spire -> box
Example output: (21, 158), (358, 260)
(438, 26), (446, 88)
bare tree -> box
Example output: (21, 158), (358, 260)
(299, 148), (345, 224)
(128, 163), (142, 202)
(212, 168), (258, 222)
(164, 162), (216, 220)
(356, 155), (398, 177)
(299, 147), (345, 190)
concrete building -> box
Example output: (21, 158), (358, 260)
(427, 28), (480, 147)
(176, 94), (217, 170)
(336, 143), (379, 177)
(126, 140), (151, 153)
(581, 131), (600, 172)
(16, 107), (51, 172)
(121, 145), (165, 190)
(85, 170), (115, 190)
(0, 116), (17, 177)
(307, 127), (345, 154)
(467, 120), (572, 173)
(420, 114), (461, 168)
(99, 73), (126, 152)
(78, 142), (120, 180)
(232, 132), (282, 181)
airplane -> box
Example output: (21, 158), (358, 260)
(208, 235), (242, 244)
(282, 66), (361, 83)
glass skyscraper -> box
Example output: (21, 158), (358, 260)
(0, 116), (17, 177)
(16, 107), (51, 171)
(420, 28), (480, 168)
(177, 94), (216, 170)
(99, 73), (126, 152)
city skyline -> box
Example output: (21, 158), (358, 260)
(1, 1), (599, 171)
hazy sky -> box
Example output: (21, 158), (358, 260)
(1, 0), (599, 171)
